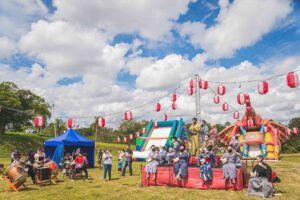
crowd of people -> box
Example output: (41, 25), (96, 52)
(8, 117), (276, 198)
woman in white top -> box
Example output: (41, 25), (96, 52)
(102, 149), (113, 180)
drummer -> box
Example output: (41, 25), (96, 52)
(34, 147), (46, 167)
(10, 148), (21, 164)
(25, 150), (36, 184)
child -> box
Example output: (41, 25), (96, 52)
(117, 149), (125, 173)
(62, 153), (72, 177)
(199, 158), (213, 182)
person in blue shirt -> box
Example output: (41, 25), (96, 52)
(121, 145), (133, 176)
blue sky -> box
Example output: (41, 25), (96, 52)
(0, 0), (299, 125)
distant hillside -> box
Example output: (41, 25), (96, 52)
(0, 132), (49, 157)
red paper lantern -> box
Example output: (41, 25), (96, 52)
(217, 85), (226, 96)
(258, 81), (269, 94)
(188, 87), (194, 96)
(142, 127), (146, 134)
(293, 127), (299, 136)
(198, 80), (208, 89)
(117, 137), (121, 143)
(172, 102), (176, 110)
(154, 121), (158, 127)
(286, 72), (299, 88)
(124, 111), (133, 120)
(233, 111), (239, 119)
(67, 118), (74, 128)
(285, 129), (291, 136)
(98, 117), (106, 127)
(123, 137), (127, 143)
(222, 103), (228, 111)
(135, 132), (140, 137)
(237, 93), (249, 105)
(163, 114), (168, 121)
(155, 102), (161, 112)
(171, 93), (177, 102)
(213, 96), (220, 104)
(34, 116), (44, 127)
(129, 134), (133, 140)
(189, 79), (194, 88)
(274, 128), (279, 135)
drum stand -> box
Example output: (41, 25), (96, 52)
(0, 164), (26, 192)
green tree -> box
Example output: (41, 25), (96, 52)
(282, 117), (300, 153)
(0, 82), (51, 133)
(43, 118), (67, 136)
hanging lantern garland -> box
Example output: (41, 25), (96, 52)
(258, 81), (269, 95)
(213, 96), (220, 104)
(217, 85), (226, 96)
(189, 79), (194, 88)
(67, 118), (74, 128)
(237, 93), (249, 105)
(123, 137), (128, 143)
(233, 111), (239, 119)
(172, 102), (177, 110)
(222, 103), (228, 111)
(34, 116), (45, 128)
(285, 129), (291, 136)
(188, 87), (194, 96)
(286, 72), (299, 88)
(117, 137), (121, 143)
(142, 127), (146, 134)
(171, 92), (177, 102)
(98, 117), (106, 128)
(124, 111), (133, 121)
(129, 134), (134, 140)
(293, 127), (299, 136)
(155, 102), (161, 112)
(163, 114), (168, 121)
(199, 79), (208, 90)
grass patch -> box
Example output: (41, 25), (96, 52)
(0, 133), (299, 199)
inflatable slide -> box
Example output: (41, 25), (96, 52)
(133, 119), (186, 161)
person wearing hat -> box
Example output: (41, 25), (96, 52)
(189, 117), (201, 156)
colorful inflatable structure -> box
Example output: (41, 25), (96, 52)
(218, 102), (298, 160)
(133, 119), (187, 161)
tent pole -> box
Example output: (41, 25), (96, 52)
(95, 120), (98, 161)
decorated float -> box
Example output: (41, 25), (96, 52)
(218, 94), (298, 160)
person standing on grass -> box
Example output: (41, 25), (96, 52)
(118, 149), (125, 173)
(121, 145), (133, 176)
(103, 149), (113, 181)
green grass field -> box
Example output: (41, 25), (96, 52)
(0, 132), (300, 200)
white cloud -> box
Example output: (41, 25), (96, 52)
(0, 0), (47, 39)
(0, 37), (16, 58)
(178, 0), (292, 59)
(52, 0), (194, 40)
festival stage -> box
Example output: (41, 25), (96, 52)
(141, 166), (248, 191)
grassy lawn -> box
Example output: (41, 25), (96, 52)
(0, 133), (300, 199)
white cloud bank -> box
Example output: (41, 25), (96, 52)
(178, 0), (292, 59)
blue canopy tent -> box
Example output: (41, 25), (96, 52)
(44, 129), (95, 167)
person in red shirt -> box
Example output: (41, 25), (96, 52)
(71, 152), (88, 181)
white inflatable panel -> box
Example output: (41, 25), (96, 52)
(133, 150), (149, 159)
(248, 144), (262, 158)
(144, 127), (172, 150)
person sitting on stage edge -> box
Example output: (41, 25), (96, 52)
(145, 145), (160, 181)
(25, 150), (36, 184)
(158, 146), (167, 165)
(221, 145), (240, 184)
(72, 152), (88, 181)
(121, 145), (133, 176)
(102, 149), (113, 181)
(248, 155), (274, 198)
(173, 145), (189, 181)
